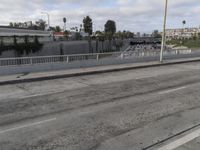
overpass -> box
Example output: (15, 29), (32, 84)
(0, 26), (52, 37)
(130, 37), (161, 45)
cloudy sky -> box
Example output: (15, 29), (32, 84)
(0, 0), (200, 33)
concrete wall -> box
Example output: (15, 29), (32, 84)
(0, 40), (130, 58)
(1, 36), (52, 45)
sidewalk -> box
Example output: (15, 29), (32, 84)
(0, 57), (200, 85)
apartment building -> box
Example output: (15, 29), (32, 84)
(166, 27), (200, 39)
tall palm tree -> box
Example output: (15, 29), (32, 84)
(63, 17), (67, 31)
(182, 20), (186, 39)
(182, 20), (186, 28)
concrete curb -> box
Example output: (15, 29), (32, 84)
(0, 58), (200, 85)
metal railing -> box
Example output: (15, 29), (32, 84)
(0, 52), (120, 67)
(0, 49), (192, 67)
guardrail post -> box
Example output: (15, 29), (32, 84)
(67, 56), (69, 63)
(121, 53), (124, 59)
(30, 58), (33, 65)
(96, 54), (99, 61)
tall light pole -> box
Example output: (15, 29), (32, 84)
(160, 0), (168, 62)
(41, 12), (50, 30)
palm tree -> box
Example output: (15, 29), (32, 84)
(182, 20), (186, 39)
(182, 20), (186, 28)
(63, 17), (67, 31)
(80, 24), (83, 32)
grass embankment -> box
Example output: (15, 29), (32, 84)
(167, 38), (200, 49)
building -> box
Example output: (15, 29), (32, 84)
(135, 32), (141, 38)
(53, 32), (65, 41)
(166, 27), (200, 39)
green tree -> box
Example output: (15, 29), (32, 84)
(64, 30), (70, 40)
(152, 30), (161, 38)
(14, 23), (18, 27)
(0, 38), (4, 55)
(105, 20), (116, 51)
(126, 31), (134, 38)
(97, 32), (106, 53)
(50, 26), (62, 32)
(198, 33), (200, 39)
(55, 26), (62, 32)
(35, 19), (46, 30)
(9, 22), (14, 27)
(115, 31), (123, 39)
(83, 16), (93, 53)
(95, 31), (102, 35)
(105, 20), (116, 35)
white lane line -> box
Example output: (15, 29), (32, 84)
(0, 118), (56, 134)
(156, 128), (200, 150)
(158, 87), (186, 95)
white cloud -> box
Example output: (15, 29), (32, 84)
(0, 0), (200, 33)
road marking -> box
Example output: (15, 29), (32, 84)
(156, 128), (200, 150)
(158, 87), (186, 95)
(0, 118), (56, 134)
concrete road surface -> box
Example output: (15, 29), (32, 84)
(1, 62), (200, 150)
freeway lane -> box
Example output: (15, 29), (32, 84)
(1, 62), (200, 150)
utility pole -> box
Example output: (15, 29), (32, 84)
(160, 0), (168, 62)
(41, 12), (50, 30)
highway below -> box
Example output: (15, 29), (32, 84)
(1, 61), (200, 150)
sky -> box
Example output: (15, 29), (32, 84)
(0, 0), (200, 33)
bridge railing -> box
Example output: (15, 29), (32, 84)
(0, 49), (192, 67)
(0, 52), (121, 67)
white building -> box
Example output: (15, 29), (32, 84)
(166, 27), (200, 39)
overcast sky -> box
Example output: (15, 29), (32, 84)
(0, 0), (200, 33)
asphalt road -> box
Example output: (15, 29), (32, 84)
(1, 62), (200, 150)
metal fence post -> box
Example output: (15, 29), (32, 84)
(96, 54), (99, 61)
(67, 56), (69, 63)
(121, 53), (124, 59)
(30, 58), (33, 65)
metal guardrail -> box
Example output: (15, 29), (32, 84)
(0, 52), (120, 67)
(0, 49), (192, 67)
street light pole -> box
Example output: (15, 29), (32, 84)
(41, 12), (50, 30)
(160, 0), (168, 62)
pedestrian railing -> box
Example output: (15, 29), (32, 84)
(0, 49), (192, 67)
